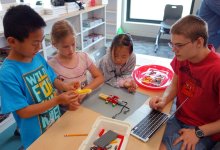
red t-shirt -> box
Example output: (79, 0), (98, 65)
(171, 46), (220, 141)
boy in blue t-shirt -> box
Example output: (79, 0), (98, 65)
(0, 5), (80, 149)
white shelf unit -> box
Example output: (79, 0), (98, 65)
(42, 5), (106, 60)
(106, 0), (122, 39)
(81, 6), (106, 54)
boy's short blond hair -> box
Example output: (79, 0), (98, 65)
(171, 15), (208, 46)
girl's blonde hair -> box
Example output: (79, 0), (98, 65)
(51, 20), (76, 44)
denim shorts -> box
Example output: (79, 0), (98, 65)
(162, 117), (216, 150)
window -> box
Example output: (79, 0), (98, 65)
(127, 0), (195, 24)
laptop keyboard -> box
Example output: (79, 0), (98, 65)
(131, 110), (169, 142)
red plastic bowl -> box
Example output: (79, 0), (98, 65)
(132, 65), (173, 90)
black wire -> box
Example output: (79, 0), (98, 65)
(117, 102), (130, 110)
(112, 101), (130, 119)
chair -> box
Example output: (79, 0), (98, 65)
(154, 4), (183, 53)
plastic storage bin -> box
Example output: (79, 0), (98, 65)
(79, 116), (131, 150)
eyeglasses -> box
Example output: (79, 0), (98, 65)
(168, 41), (191, 49)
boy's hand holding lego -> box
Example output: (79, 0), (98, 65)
(16, 90), (79, 118)
(76, 88), (92, 103)
(55, 91), (79, 105)
(59, 81), (94, 110)
(54, 79), (81, 110)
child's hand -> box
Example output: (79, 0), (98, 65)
(78, 94), (87, 103)
(71, 81), (81, 90)
(56, 91), (79, 105)
(75, 88), (92, 103)
(68, 101), (80, 111)
(124, 80), (137, 93)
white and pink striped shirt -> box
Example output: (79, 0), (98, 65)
(48, 52), (93, 88)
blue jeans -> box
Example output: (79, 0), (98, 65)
(162, 117), (216, 150)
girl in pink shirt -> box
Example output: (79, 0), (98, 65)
(48, 20), (104, 111)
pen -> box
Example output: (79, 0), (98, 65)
(64, 134), (88, 137)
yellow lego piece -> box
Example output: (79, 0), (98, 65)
(76, 89), (92, 95)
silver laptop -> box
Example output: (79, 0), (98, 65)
(125, 97), (188, 142)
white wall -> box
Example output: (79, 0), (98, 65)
(121, 0), (202, 38)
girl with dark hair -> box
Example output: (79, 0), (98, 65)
(98, 34), (137, 93)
